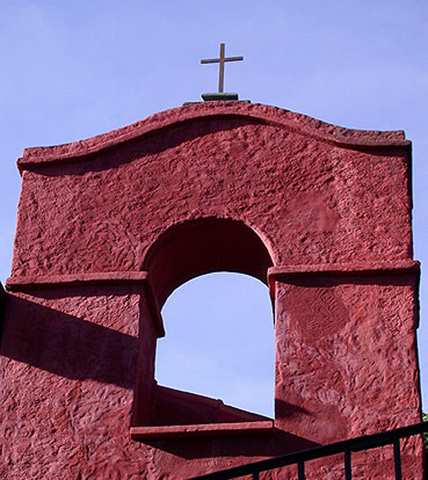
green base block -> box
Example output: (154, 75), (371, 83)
(201, 92), (239, 101)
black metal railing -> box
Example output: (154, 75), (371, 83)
(191, 421), (428, 480)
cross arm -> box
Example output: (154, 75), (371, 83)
(200, 58), (220, 64)
(224, 56), (244, 62)
(200, 56), (243, 64)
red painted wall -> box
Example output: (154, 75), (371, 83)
(0, 102), (423, 478)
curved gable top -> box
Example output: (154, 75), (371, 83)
(18, 102), (409, 171)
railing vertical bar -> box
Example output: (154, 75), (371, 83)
(344, 449), (352, 480)
(393, 439), (402, 480)
(297, 461), (305, 480)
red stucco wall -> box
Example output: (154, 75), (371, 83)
(0, 102), (423, 478)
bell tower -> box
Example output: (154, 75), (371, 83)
(0, 100), (423, 478)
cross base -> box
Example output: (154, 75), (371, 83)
(201, 92), (239, 102)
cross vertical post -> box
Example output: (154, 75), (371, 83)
(200, 43), (243, 100)
(218, 43), (225, 93)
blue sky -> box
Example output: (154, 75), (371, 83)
(0, 1), (427, 417)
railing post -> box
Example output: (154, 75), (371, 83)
(393, 439), (402, 480)
(344, 449), (352, 480)
(297, 461), (305, 480)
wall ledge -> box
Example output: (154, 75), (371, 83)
(130, 420), (274, 440)
(6, 271), (149, 289)
(268, 260), (419, 282)
(6, 271), (165, 337)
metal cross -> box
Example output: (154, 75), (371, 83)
(200, 43), (243, 93)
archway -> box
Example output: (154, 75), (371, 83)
(156, 272), (274, 418)
(139, 217), (275, 427)
(142, 217), (274, 308)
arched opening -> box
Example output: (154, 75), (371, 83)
(136, 217), (275, 432)
(156, 272), (274, 419)
(143, 217), (274, 308)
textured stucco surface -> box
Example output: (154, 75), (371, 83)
(0, 102), (423, 479)
(275, 275), (422, 478)
(13, 103), (412, 278)
(0, 286), (146, 479)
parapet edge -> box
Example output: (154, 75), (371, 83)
(18, 102), (410, 172)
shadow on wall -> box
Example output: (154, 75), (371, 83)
(0, 290), (139, 388)
(152, 384), (272, 426)
(0, 289), (322, 460)
(30, 116), (265, 177)
(143, 424), (319, 460)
